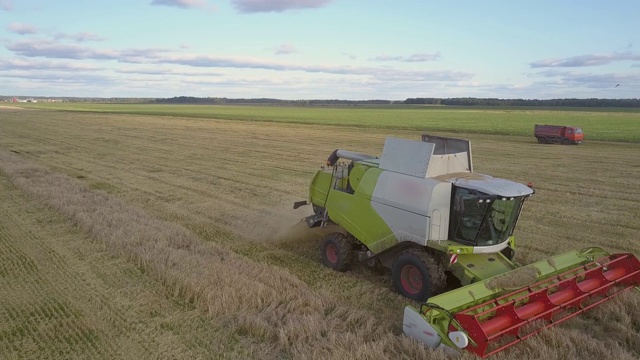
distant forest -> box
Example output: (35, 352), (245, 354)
(4, 96), (639, 107)
(154, 96), (640, 107)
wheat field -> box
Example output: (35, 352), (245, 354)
(0, 107), (638, 359)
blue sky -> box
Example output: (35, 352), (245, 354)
(1, 0), (638, 100)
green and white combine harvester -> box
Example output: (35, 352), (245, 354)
(294, 135), (640, 357)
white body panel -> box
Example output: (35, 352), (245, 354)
(402, 306), (442, 348)
(402, 307), (464, 356)
(371, 171), (452, 245)
(379, 138), (434, 178)
(365, 137), (531, 247)
(472, 238), (510, 253)
(449, 173), (534, 197)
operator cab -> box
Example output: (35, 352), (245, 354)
(450, 186), (528, 246)
(447, 174), (534, 247)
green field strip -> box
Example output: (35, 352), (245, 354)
(15, 104), (640, 142)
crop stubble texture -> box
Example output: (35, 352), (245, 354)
(0, 109), (638, 359)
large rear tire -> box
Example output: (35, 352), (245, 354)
(537, 137), (546, 144)
(320, 232), (353, 271)
(391, 249), (446, 301)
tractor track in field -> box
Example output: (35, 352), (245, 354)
(0, 178), (125, 358)
(0, 175), (216, 359)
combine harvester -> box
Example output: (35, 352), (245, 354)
(294, 135), (640, 357)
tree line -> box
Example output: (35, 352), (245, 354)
(4, 96), (639, 107)
(153, 97), (395, 106)
(403, 97), (640, 107)
(154, 96), (640, 107)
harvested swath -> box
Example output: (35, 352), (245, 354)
(0, 150), (443, 359)
(486, 266), (538, 290)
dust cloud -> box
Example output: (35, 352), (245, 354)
(222, 198), (317, 243)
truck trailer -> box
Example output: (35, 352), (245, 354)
(534, 124), (583, 144)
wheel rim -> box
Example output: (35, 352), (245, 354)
(400, 265), (422, 295)
(326, 244), (338, 264)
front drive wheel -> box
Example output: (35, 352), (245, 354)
(320, 232), (353, 271)
(391, 249), (446, 301)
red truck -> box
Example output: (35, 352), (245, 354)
(534, 124), (584, 145)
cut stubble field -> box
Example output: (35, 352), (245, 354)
(0, 107), (638, 359)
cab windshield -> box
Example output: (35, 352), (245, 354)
(451, 187), (525, 246)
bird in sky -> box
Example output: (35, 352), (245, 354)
(615, 83), (620, 88)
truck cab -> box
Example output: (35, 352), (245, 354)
(565, 127), (584, 143)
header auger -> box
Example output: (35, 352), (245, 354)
(294, 135), (640, 356)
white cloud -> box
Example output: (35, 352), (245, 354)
(150, 0), (209, 9)
(6, 39), (172, 62)
(7, 22), (38, 35)
(0, 57), (103, 71)
(529, 69), (640, 89)
(160, 54), (472, 81)
(5, 38), (472, 82)
(404, 52), (441, 62)
(530, 51), (640, 68)
(274, 43), (296, 55)
(116, 67), (222, 77)
(371, 52), (441, 62)
(341, 52), (357, 60)
(55, 32), (106, 42)
(232, 0), (332, 13)
(6, 24), (106, 43)
(1, 0), (13, 11)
